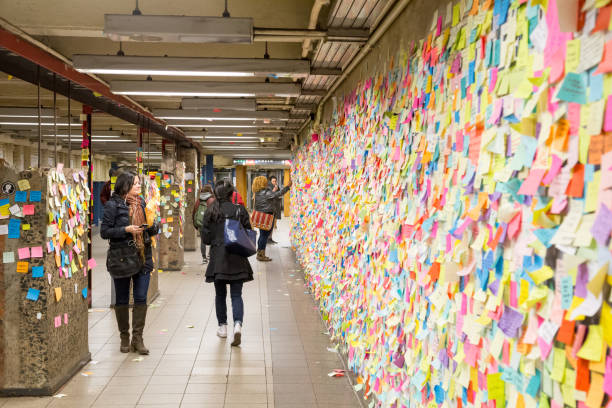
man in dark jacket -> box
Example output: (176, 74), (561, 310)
(252, 176), (291, 262)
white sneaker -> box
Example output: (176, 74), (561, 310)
(231, 322), (242, 347)
(216, 324), (227, 338)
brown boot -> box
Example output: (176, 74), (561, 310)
(261, 250), (272, 262)
(114, 305), (130, 353)
(130, 304), (149, 355)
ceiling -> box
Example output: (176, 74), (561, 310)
(0, 0), (394, 162)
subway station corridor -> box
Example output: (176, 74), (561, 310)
(0, 220), (361, 408)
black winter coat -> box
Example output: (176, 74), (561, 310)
(100, 194), (158, 274)
(201, 200), (254, 283)
(254, 186), (290, 214)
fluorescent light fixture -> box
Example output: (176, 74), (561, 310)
(104, 14), (253, 43)
(172, 124), (257, 128)
(166, 120), (284, 128)
(182, 98), (256, 111)
(0, 107), (55, 118)
(203, 136), (260, 140)
(110, 81), (301, 98)
(153, 109), (289, 121)
(201, 146), (261, 150)
(43, 134), (122, 138)
(74, 55), (309, 78)
(0, 121), (77, 127)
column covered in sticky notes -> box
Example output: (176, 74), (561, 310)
(178, 148), (198, 252)
(158, 163), (185, 271)
(0, 162), (90, 395)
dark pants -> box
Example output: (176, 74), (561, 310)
(201, 244), (208, 260)
(114, 271), (150, 305)
(214, 281), (244, 325)
(257, 228), (272, 251)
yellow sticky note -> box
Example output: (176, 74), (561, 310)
(22, 224), (30, 231)
(528, 265), (554, 285)
(0, 204), (9, 217)
(577, 325), (604, 361)
(17, 179), (30, 191)
(54, 287), (62, 302)
(487, 373), (505, 402)
(565, 39), (581, 73)
(585, 171), (601, 213)
(452, 3), (461, 26)
(587, 263), (607, 297)
(601, 302), (612, 346)
(550, 348), (566, 382)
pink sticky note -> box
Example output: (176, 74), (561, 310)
(64, 313), (68, 325)
(551, 197), (568, 214)
(548, 47), (566, 84)
(54, 316), (61, 328)
(18, 247), (30, 260)
(56, 163), (64, 173)
(596, 40), (612, 75)
(87, 258), (97, 269)
(518, 168), (547, 195)
(392, 146), (401, 161)
(22, 205), (35, 216)
(604, 95), (612, 132)
(604, 356), (612, 396)
(436, 16), (442, 36)
(489, 68), (498, 93)
(30, 246), (43, 258)
(567, 103), (580, 135)
(543, 155), (563, 185)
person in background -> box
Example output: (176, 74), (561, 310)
(193, 185), (215, 264)
(201, 179), (253, 346)
(101, 172), (159, 355)
(267, 175), (282, 245)
(100, 168), (118, 205)
(232, 188), (245, 206)
(252, 175), (291, 262)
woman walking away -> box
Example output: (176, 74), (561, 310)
(252, 176), (291, 262)
(193, 185), (215, 264)
(101, 172), (159, 355)
(201, 180), (253, 346)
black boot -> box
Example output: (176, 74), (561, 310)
(131, 304), (149, 355)
(114, 305), (130, 353)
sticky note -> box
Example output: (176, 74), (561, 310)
(87, 258), (97, 269)
(557, 72), (588, 104)
(30, 246), (43, 258)
(81, 287), (88, 299)
(2, 251), (14, 263)
(26, 288), (40, 301)
(577, 325), (604, 361)
(54, 287), (62, 302)
(29, 191), (41, 202)
(16, 261), (28, 274)
(31, 266), (44, 278)
(22, 205), (34, 216)
(14, 191), (27, 203)
(54, 316), (61, 328)
(17, 247), (30, 260)
(17, 179), (30, 190)
(22, 224), (30, 231)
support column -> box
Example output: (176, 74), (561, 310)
(178, 148), (197, 251)
(205, 154), (214, 186)
(235, 165), (247, 210)
(23, 147), (31, 170)
(82, 106), (92, 308)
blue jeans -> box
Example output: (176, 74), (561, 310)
(257, 228), (272, 251)
(214, 281), (244, 325)
(114, 271), (150, 305)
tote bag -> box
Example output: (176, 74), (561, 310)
(250, 210), (274, 231)
(224, 206), (257, 257)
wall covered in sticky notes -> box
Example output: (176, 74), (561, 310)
(0, 163), (90, 394)
(292, 0), (612, 407)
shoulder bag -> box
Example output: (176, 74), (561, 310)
(106, 240), (143, 279)
(224, 205), (257, 257)
(250, 210), (274, 231)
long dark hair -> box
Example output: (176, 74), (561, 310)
(205, 179), (235, 222)
(114, 171), (137, 197)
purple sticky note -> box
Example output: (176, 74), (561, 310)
(591, 204), (612, 246)
(498, 306), (524, 338)
(575, 263), (589, 299)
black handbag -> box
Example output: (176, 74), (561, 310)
(224, 205), (257, 257)
(106, 241), (143, 279)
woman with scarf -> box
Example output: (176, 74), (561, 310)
(101, 171), (158, 355)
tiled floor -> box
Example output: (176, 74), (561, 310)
(0, 220), (361, 408)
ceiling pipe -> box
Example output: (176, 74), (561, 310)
(313, 0), (413, 131)
(301, 0), (330, 58)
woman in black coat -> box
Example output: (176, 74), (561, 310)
(101, 171), (158, 355)
(201, 179), (253, 346)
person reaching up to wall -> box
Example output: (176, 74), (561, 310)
(201, 179), (253, 346)
(252, 175), (291, 262)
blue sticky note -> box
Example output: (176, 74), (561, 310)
(26, 288), (40, 301)
(533, 228), (558, 248)
(8, 219), (21, 239)
(589, 71), (603, 102)
(557, 72), (587, 104)
(81, 287), (88, 299)
(29, 191), (41, 202)
(0, 198), (8, 207)
(32, 266), (44, 278)
(14, 191), (27, 203)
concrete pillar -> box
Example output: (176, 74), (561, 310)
(13, 146), (23, 171)
(178, 148), (197, 251)
(2, 145), (14, 167)
(235, 165), (247, 210)
(283, 168), (291, 217)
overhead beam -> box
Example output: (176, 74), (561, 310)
(181, 98), (256, 111)
(301, 89), (326, 96)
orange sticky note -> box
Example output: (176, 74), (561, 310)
(592, 6), (612, 33)
(16, 261), (28, 274)
(566, 163), (585, 197)
(557, 319), (576, 345)
(595, 40), (612, 74)
(54, 287), (62, 302)
(589, 134), (605, 165)
(586, 373), (604, 408)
